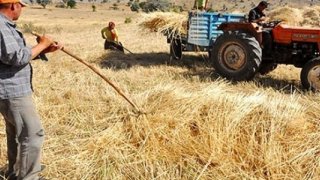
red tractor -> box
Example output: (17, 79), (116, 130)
(212, 21), (320, 91)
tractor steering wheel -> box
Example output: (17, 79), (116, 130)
(262, 20), (283, 28)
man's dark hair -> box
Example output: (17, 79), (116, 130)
(259, 1), (268, 7)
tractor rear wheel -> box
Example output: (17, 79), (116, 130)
(170, 37), (182, 60)
(211, 31), (262, 81)
(301, 58), (320, 91)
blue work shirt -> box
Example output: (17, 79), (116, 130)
(0, 13), (33, 99)
(248, 7), (266, 23)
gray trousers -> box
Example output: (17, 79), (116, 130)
(0, 95), (44, 180)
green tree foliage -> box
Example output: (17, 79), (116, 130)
(127, 0), (133, 6)
(130, 1), (140, 12)
(55, 2), (66, 8)
(141, 0), (171, 12)
(36, 0), (51, 8)
(67, 0), (77, 8)
(111, 3), (119, 10)
(92, 4), (96, 12)
(139, 1), (146, 9)
(125, 17), (132, 24)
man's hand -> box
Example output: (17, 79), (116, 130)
(42, 42), (64, 54)
(259, 16), (269, 23)
(31, 34), (62, 60)
(36, 35), (54, 48)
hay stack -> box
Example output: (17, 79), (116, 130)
(140, 12), (188, 36)
(269, 6), (320, 27)
(302, 7), (320, 27)
(269, 6), (303, 26)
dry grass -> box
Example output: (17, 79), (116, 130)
(0, 3), (320, 180)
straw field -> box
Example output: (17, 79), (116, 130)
(0, 3), (320, 180)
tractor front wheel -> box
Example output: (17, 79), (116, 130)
(211, 31), (262, 81)
(301, 58), (320, 91)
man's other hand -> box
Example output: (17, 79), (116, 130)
(42, 42), (64, 54)
(36, 35), (54, 48)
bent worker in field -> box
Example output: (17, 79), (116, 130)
(248, 1), (269, 24)
(0, 0), (62, 179)
(101, 21), (124, 52)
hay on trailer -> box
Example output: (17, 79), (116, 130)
(268, 6), (303, 26)
(302, 7), (320, 27)
(268, 6), (320, 27)
(140, 12), (188, 37)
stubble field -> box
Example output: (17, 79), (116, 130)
(0, 3), (320, 179)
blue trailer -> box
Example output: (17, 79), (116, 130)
(168, 12), (246, 60)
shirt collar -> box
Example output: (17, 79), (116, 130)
(0, 13), (16, 28)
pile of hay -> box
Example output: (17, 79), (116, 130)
(269, 6), (320, 27)
(302, 7), (320, 27)
(139, 12), (188, 36)
(269, 6), (304, 26)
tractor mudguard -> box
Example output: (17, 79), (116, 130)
(218, 22), (263, 45)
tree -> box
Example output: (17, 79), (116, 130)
(141, 0), (171, 12)
(67, 0), (77, 8)
(92, 4), (96, 12)
(36, 0), (51, 8)
(111, 3), (119, 10)
(55, 2), (66, 8)
(130, 1), (140, 12)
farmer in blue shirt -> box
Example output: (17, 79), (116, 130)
(0, 0), (62, 179)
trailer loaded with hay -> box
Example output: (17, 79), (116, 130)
(166, 11), (320, 91)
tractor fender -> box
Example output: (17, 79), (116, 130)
(218, 22), (263, 45)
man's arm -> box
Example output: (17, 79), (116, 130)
(0, 33), (56, 66)
(114, 29), (119, 42)
(31, 35), (54, 60)
(248, 9), (256, 23)
(0, 32), (32, 66)
(101, 28), (107, 39)
(253, 16), (268, 23)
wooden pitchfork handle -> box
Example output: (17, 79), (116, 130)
(32, 32), (141, 113)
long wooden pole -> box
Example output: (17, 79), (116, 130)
(62, 48), (140, 112)
(32, 33), (141, 112)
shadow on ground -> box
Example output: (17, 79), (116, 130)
(98, 50), (211, 70)
(253, 76), (305, 94)
(185, 70), (305, 94)
(98, 50), (307, 94)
